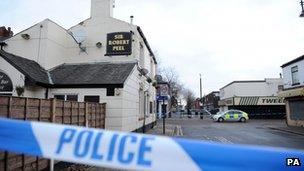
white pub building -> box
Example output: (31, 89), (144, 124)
(0, 0), (157, 132)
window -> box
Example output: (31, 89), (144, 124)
(139, 43), (145, 67)
(278, 85), (284, 91)
(67, 95), (78, 102)
(107, 88), (115, 96)
(54, 94), (78, 101)
(291, 66), (299, 85)
(84, 96), (100, 103)
(150, 102), (153, 114)
(54, 95), (65, 100)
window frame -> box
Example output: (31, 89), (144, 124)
(106, 88), (115, 96)
(84, 96), (100, 103)
(291, 66), (299, 85)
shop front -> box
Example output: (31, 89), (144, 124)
(219, 96), (286, 118)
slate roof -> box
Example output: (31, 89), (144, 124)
(0, 50), (136, 88)
(281, 55), (304, 68)
(50, 62), (136, 87)
(0, 50), (50, 85)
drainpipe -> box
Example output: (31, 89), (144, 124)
(143, 91), (148, 133)
(45, 88), (49, 99)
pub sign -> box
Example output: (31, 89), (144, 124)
(106, 32), (132, 56)
(0, 72), (13, 92)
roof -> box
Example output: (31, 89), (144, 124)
(49, 62), (136, 88)
(281, 55), (304, 68)
(0, 50), (136, 88)
(0, 50), (50, 85)
(220, 80), (266, 90)
(137, 26), (157, 64)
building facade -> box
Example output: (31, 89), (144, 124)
(0, 26), (13, 42)
(219, 79), (285, 118)
(0, 0), (157, 132)
(203, 91), (220, 114)
(279, 55), (304, 127)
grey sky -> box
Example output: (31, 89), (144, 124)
(1, 0), (304, 96)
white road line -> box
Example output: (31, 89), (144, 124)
(215, 136), (233, 144)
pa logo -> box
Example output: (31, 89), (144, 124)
(286, 158), (301, 167)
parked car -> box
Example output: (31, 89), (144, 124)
(213, 110), (249, 122)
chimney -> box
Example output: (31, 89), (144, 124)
(130, 15), (134, 24)
(91, 0), (114, 19)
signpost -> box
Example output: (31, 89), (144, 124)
(106, 32), (132, 56)
(157, 84), (170, 135)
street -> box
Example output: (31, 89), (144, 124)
(157, 116), (304, 150)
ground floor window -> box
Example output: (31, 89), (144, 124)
(67, 95), (78, 101)
(84, 96), (100, 103)
(54, 94), (78, 102)
(0, 93), (12, 96)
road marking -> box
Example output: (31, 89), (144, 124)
(215, 136), (233, 144)
(202, 135), (213, 141)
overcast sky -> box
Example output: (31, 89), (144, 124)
(1, 0), (304, 96)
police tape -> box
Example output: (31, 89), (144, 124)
(0, 118), (303, 171)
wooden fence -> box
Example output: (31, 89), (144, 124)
(0, 96), (106, 171)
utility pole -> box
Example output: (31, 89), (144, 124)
(200, 74), (203, 100)
(199, 74), (204, 120)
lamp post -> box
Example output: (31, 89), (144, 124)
(300, 0), (304, 17)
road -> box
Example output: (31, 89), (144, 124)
(165, 116), (304, 150)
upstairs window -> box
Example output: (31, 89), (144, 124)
(139, 43), (145, 67)
(291, 66), (299, 85)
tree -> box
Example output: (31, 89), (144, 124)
(183, 88), (196, 110)
(160, 67), (184, 108)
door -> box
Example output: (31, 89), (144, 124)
(225, 111), (231, 121)
(227, 111), (238, 121)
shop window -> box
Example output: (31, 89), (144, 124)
(67, 95), (78, 102)
(150, 102), (153, 114)
(107, 88), (115, 96)
(84, 96), (100, 103)
(54, 95), (65, 100)
(291, 66), (299, 85)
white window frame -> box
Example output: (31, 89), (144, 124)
(291, 66), (299, 85)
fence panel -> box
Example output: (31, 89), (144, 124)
(0, 96), (106, 171)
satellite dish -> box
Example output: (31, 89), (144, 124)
(71, 28), (87, 44)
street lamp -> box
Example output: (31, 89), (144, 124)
(300, 0), (304, 17)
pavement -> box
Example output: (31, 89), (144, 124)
(147, 115), (304, 150)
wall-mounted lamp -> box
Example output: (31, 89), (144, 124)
(96, 42), (102, 48)
(21, 34), (30, 40)
(115, 88), (121, 96)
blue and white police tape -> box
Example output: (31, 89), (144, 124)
(0, 118), (303, 171)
